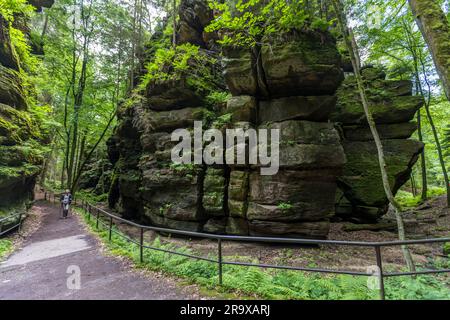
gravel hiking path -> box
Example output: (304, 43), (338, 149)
(0, 200), (200, 300)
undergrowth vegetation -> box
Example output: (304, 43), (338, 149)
(396, 186), (447, 209)
(76, 207), (450, 300)
(0, 239), (13, 260)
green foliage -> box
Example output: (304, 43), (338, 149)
(169, 163), (198, 177)
(139, 43), (218, 95)
(0, 0), (33, 22)
(0, 239), (13, 261)
(0, 0), (38, 71)
(385, 275), (450, 300)
(395, 190), (422, 209)
(206, 91), (230, 106)
(206, 0), (332, 47)
(277, 201), (293, 212)
(78, 206), (450, 300)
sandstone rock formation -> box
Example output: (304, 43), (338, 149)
(107, 0), (424, 238)
(331, 68), (424, 222)
(0, 1), (51, 230)
(108, 0), (346, 238)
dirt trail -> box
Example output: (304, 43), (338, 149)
(0, 200), (199, 300)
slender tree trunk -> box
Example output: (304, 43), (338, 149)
(417, 109), (428, 200)
(71, 112), (116, 193)
(402, 18), (428, 202)
(408, 0), (450, 100)
(130, 0), (138, 89)
(40, 13), (49, 41)
(172, 0), (177, 48)
(417, 52), (450, 207)
(411, 174), (417, 197)
(332, 0), (416, 272)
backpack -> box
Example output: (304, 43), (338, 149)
(63, 194), (70, 205)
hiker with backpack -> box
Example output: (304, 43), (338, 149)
(60, 189), (73, 219)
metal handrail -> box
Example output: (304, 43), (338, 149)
(47, 193), (450, 300)
(0, 212), (23, 237)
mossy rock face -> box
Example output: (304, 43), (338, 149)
(203, 217), (227, 234)
(263, 120), (342, 145)
(0, 103), (40, 145)
(146, 79), (204, 111)
(259, 95), (337, 123)
(331, 95), (423, 124)
(260, 31), (344, 97)
(249, 220), (330, 239)
(0, 16), (20, 71)
(144, 209), (204, 232)
(228, 170), (249, 218)
(140, 167), (205, 222)
(139, 106), (205, 133)
(0, 167), (39, 206)
(226, 95), (257, 123)
(0, 65), (28, 110)
(248, 170), (338, 222)
(177, 0), (215, 48)
(338, 139), (424, 209)
(331, 68), (424, 125)
(222, 47), (258, 96)
(256, 120), (346, 169)
(226, 217), (249, 235)
(343, 122), (418, 141)
(203, 168), (226, 217)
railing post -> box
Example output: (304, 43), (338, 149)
(18, 214), (22, 233)
(374, 246), (385, 300)
(87, 204), (91, 221)
(109, 216), (113, 241)
(140, 227), (144, 263)
(96, 208), (99, 229)
(218, 238), (223, 286)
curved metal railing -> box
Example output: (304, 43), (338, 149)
(46, 193), (450, 300)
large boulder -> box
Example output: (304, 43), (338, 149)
(249, 220), (330, 239)
(222, 47), (258, 96)
(248, 170), (338, 222)
(332, 67), (424, 222)
(338, 139), (424, 210)
(141, 167), (206, 222)
(343, 122), (418, 141)
(146, 79), (203, 111)
(258, 121), (346, 169)
(228, 170), (250, 218)
(331, 73), (424, 125)
(260, 32), (344, 97)
(259, 95), (337, 123)
(177, 0), (214, 47)
(203, 168), (227, 217)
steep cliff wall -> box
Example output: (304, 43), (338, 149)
(0, 1), (52, 230)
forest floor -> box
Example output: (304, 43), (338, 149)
(0, 200), (202, 300)
(112, 195), (450, 275)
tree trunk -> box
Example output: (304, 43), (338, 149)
(332, 0), (416, 272)
(417, 51), (450, 207)
(173, 0), (177, 48)
(417, 110), (428, 201)
(408, 0), (450, 100)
